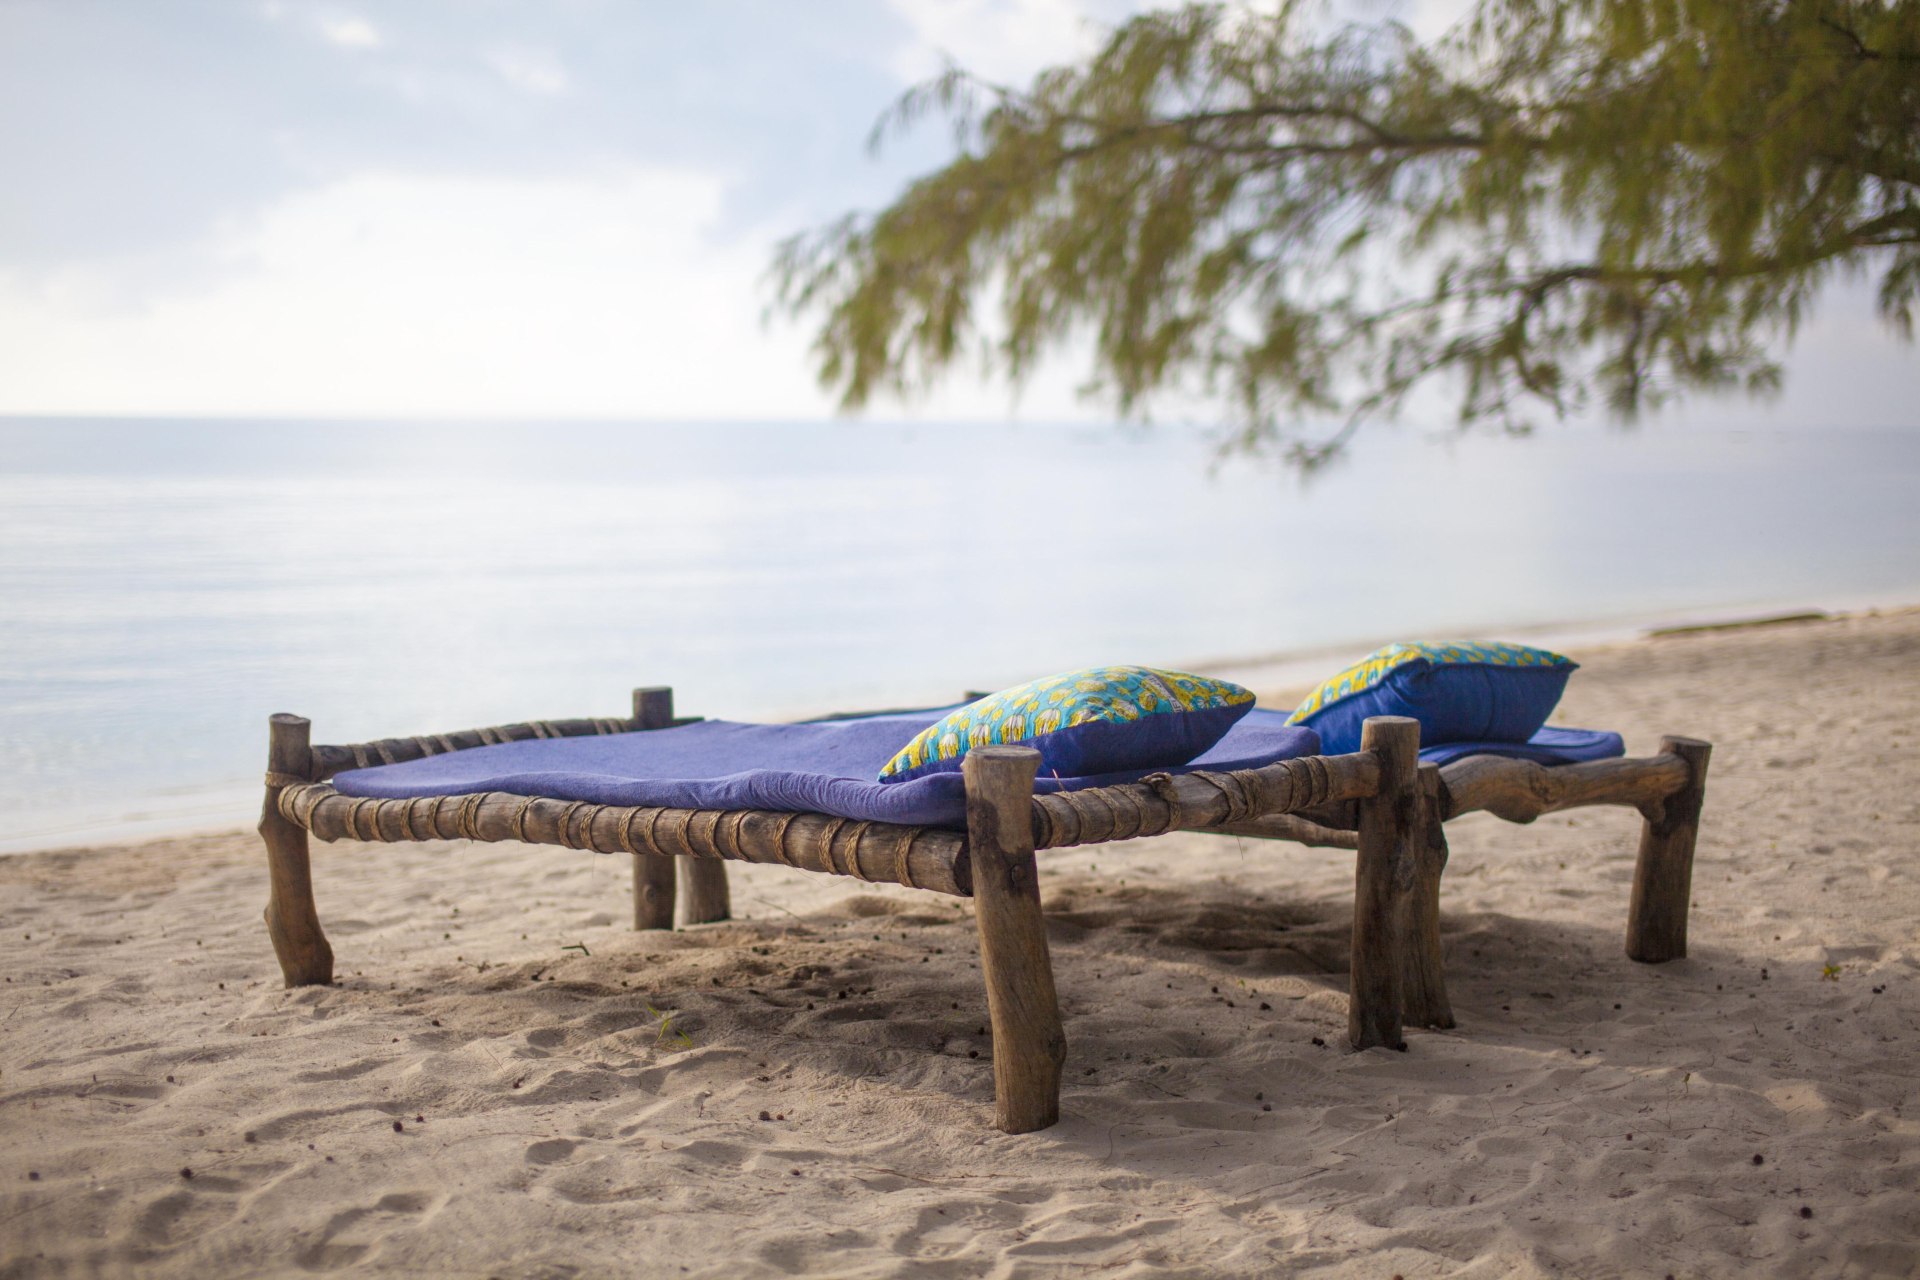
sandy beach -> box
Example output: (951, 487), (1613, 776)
(3, 608), (1918, 1278)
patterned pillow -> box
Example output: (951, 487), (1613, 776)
(1286, 641), (1576, 755)
(877, 666), (1255, 783)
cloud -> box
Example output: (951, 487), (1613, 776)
(1342, 0), (1473, 40)
(881, 0), (1143, 86)
(1, 1), (1902, 428)
(317, 13), (382, 49)
(0, 170), (773, 416)
(0, 165), (1107, 422)
(878, 0), (1476, 94)
(485, 45), (569, 96)
(0, 156), (1900, 428)
(256, 3), (384, 50)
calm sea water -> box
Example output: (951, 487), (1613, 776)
(3, 417), (1917, 852)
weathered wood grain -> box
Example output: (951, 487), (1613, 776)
(1626, 737), (1712, 963)
(679, 859), (733, 925)
(965, 747), (1066, 1134)
(1211, 812), (1361, 850)
(1399, 763), (1454, 1029)
(309, 717), (634, 780)
(630, 687), (679, 930)
(1030, 751), (1380, 850)
(1350, 717), (1417, 1051)
(1437, 752), (1692, 824)
(280, 784), (972, 898)
(260, 714), (334, 987)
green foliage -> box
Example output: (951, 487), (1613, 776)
(773, 0), (1919, 462)
(645, 1004), (694, 1050)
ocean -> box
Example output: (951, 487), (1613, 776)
(3, 416), (1916, 852)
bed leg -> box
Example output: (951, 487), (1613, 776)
(1350, 716), (1417, 1051)
(630, 686), (680, 930)
(632, 856), (676, 930)
(1399, 764), (1455, 1029)
(260, 714), (334, 987)
(679, 859), (732, 925)
(964, 746), (1065, 1134)
(1627, 736), (1712, 963)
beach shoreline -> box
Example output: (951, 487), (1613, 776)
(7, 590), (1917, 861)
(3, 605), (1918, 1277)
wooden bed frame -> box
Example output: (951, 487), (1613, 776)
(258, 687), (1711, 1133)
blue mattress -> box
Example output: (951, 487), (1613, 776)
(1418, 726), (1624, 766)
(330, 706), (1623, 829)
(331, 707), (1318, 829)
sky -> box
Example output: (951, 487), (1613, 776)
(0, 0), (1910, 428)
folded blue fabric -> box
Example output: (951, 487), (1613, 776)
(1417, 726), (1624, 766)
(331, 705), (1322, 830)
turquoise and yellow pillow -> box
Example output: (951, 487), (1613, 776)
(1287, 641), (1576, 755)
(878, 666), (1254, 783)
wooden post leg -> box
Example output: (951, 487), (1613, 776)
(1627, 736), (1712, 963)
(1399, 763), (1455, 1029)
(632, 855), (676, 931)
(1350, 716), (1418, 1051)
(964, 746), (1065, 1133)
(630, 687), (678, 930)
(679, 859), (732, 925)
(630, 685), (729, 926)
(260, 714), (334, 987)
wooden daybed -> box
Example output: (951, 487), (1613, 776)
(258, 687), (1711, 1133)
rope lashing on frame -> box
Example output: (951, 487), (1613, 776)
(891, 827), (920, 890)
(274, 780), (972, 898)
(719, 811), (750, 862)
(815, 817), (849, 877)
(1028, 752), (1377, 850)
(269, 750), (1385, 898)
(841, 821), (878, 881)
(1153, 755), (1338, 825)
(1150, 770), (1251, 824)
(308, 716), (635, 781)
(768, 812), (801, 869)
(458, 793), (486, 841)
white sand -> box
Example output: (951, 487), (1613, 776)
(3, 610), (1918, 1278)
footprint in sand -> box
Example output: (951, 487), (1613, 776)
(1250, 1059), (1344, 1106)
(294, 1191), (445, 1272)
(525, 1138), (578, 1164)
(289, 1057), (385, 1084)
(888, 1197), (1029, 1260)
(132, 1174), (252, 1249)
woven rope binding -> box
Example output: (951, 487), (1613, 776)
(276, 781), (972, 899)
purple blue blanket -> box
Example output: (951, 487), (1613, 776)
(330, 707), (1622, 829)
(1418, 726), (1623, 766)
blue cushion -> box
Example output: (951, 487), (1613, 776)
(877, 666), (1254, 783)
(1419, 726), (1623, 766)
(329, 705), (1319, 830)
(1288, 641), (1576, 755)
